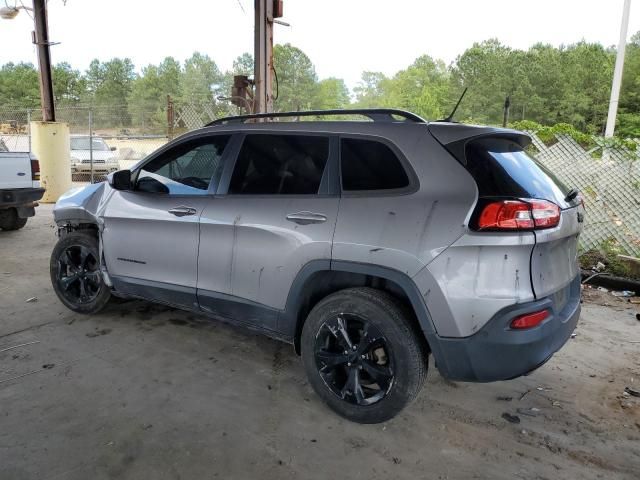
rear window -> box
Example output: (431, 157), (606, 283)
(465, 138), (569, 206)
(341, 138), (410, 191)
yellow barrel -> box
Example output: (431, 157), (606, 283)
(30, 121), (72, 203)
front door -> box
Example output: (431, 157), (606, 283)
(102, 134), (232, 308)
(197, 133), (339, 331)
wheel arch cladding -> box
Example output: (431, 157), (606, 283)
(284, 260), (438, 358)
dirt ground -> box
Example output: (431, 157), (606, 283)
(1, 205), (639, 480)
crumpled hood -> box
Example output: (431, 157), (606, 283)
(53, 182), (114, 226)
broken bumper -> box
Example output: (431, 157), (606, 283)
(431, 274), (581, 382)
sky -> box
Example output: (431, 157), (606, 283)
(1, 0), (639, 88)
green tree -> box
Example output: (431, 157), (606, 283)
(127, 57), (182, 130)
(0, 63), (39, 108)
(312, 77), (351, 109)
(53, 62), (85, 106)
(273, 43), (317, 111)
(181, 52), (223, 103)
(353, 71), (389, 107)
(85, 58), (136, 125)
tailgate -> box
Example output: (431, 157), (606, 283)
(531, 205), (584, 298)
(0, 152), (32, 189)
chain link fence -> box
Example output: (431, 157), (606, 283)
(1, 105), (171, 183)
(529, 133), (640, 256)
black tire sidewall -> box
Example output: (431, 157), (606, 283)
(0, 208), (27, 231)
(50, 232), (111, 314)
(301, 288), (427, 424)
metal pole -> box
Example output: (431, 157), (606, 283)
(32, 0), (55, 122)
(27, 109), (31, 151)
(605, 0), (632, 138)
(254, 0), (274, 114)
(89, 108), (94, 184)
(167, 95), (174, 140)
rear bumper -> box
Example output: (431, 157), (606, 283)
(0, 188), (45, 209)
(430, 274), (581, 382)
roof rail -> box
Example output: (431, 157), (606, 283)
(206, 108), (426, 126)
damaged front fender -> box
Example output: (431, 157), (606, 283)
(53, 182), (113, 227)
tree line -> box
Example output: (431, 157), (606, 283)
(1, 35), (640, 137)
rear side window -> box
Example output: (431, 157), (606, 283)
(229, 134), (329, 195)
(341, 138), (409, 191)
(465, 138), (570, 206)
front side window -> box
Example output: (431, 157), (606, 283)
(228, 134), (329, 195)
(137, 135), (230, 195)
(340, 138), (410, 191)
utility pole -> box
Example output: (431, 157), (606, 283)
(605, 0), (632, 138)
(253, 0), (274, 114)
(32, 0), (55, 122)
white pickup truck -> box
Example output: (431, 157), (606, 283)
(0, 142), (45, 230)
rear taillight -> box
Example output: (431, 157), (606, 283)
(30, 158), (40, 181)
(510, 309), (549, 329)
(475, 199), (560, 231)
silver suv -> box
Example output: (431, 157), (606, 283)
(50, 109), (583, 423)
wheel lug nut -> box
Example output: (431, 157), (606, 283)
(361, 355), (365, 359)
(347, 362), (351, 367)
(352, 345), (357, 350)
(358, 365), (363, 370)
(344, 350), (348, 354)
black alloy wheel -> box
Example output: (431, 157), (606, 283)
(314, 314), (395, 406)
(56, 245), (102, 305)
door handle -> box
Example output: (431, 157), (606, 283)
(168, 206), (198, 217)
(286, 211), (327, 225)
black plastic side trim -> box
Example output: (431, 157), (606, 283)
(198, 288), (279, 331)
(110, 275), (198, 310)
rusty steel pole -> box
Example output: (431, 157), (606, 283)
(254, 0), (274, 114)
(32, 0), (55, 122)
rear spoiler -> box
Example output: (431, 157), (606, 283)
(428, 123), (531, 165)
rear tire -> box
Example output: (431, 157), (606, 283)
(50, 231), (111, 314)
(301, 287), (428, 423)
(0, 208), (28, 231)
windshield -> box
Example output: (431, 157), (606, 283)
(465, 137), (572, 207)
(70, 137), (110, 151)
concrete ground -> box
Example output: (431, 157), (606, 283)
(1, 205), (639, 480)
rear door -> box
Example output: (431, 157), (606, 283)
(197, 132), (339, 331)
(463, 136), (584, 298)
(102, 134), (232, 308)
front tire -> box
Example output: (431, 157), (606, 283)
(0, 208), (28, 231)
(301, 287), (428, 423)
(50, 231), (111, 314)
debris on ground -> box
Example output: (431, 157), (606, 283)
(597, 287), (609, 292)
(611, 290), (635, 297)
(502, 412), (521, 424)
(24, 297), (37, 303)
(42, 364), (54, 369)
(497, 396), (513, 401)
(86, 328), (112, 338)
(571, 332), (577, 338)
(625, 386), (640, 398)
(516, 407), (541, 417)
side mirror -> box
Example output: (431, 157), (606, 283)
(110, 146), (117, 151)
(107, 169), (132, 191)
